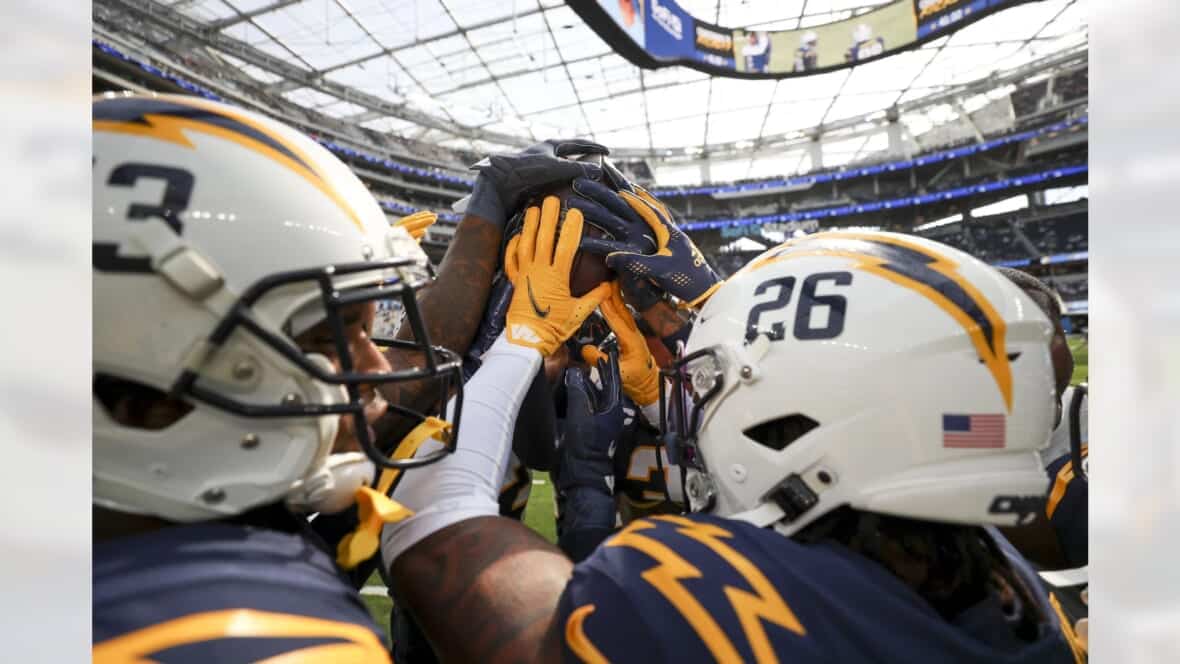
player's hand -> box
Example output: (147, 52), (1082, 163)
(504, 196), (612, 354)
(557, 349), (632, 496)
(395, 210), (437, 242)
(583, 283), (660, 407)
(567, 177), (659, 256)
(569, 179), (721, 308)
(466, 139), (607, 227)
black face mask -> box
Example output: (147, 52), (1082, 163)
(171, 257), (464, 472)
(656, 346), (727, 510)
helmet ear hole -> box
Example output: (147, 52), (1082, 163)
(743, 414), (818, 452)
(94, 373), (194, 431)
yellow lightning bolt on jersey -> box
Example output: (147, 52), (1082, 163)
(606, 515), (805, 663)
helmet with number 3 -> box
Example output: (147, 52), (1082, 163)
(93, 94), (462, 522)
(661, 231), (1057, 535)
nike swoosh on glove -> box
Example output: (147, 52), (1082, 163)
(583, 282), (661, 408)
(504, 196), (612, 354)
(466, 139), (608, 228)
(571, 180), (721, 308)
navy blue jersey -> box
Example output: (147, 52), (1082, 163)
(1045, 447), (1088, 568)
(94, 523), (388, 663)
(558, 514), (1075, 663)
(613, 426), (680, 518)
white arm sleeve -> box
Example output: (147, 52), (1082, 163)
(380, 334), (541, 567)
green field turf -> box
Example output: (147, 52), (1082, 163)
(361, 472), (558, 642)
(1068, 334), (1088, 384)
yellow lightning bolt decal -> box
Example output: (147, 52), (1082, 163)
(606, 516), (805, 663)
(94, 106), (366, 232)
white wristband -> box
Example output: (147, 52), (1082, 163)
(381, 334), (541, 566)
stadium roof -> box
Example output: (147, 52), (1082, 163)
(145, 0), (1086, 163)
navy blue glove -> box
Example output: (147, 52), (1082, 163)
(556, 348), (634, 496)
(462, 273), (513, 381)
(555, 349), (638, 561)
(569, 178), (720, 307)
(466, 139), (608, 227)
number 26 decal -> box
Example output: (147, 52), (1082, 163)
(745, 271), (852, 342)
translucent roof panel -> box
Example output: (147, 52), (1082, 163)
(187, 0), (1085, 155)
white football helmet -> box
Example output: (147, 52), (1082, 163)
(853, 23), (873, 44)
(661, 231), (1057, 536)
(94, 93), (463, 522)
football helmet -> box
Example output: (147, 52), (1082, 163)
(94, 93), (462, 522)
(661, 231), (1057, 535)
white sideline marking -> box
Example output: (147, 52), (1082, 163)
(361, 586), (389, 596)
(532, 479), (546, 485)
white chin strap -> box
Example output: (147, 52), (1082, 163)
(727, 502), (788, 529)
(286, 452), (376, 515)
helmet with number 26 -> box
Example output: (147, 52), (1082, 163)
(93, 94), (462, 523)
(662, 231), (1057, 536)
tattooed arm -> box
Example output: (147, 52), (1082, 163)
(391, 517), (571, 664)
(398, 213), (502, 353)
(375, 214), (502, 443)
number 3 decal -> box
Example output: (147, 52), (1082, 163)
(108, 163), (194, 235)
(746, 271), (852, 342)
(94, 163), (195, 274)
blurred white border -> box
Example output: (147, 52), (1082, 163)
(1091, 0), (1180, 659)
(0, 0), (1175, 658)
(0, 0), (92, 659)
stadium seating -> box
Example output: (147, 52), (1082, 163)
(1017, 212), (1088, 255)
(1051, 274), (1089, 303)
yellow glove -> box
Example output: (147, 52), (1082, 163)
(588, 282), (661, 407)
(396, 210), (437, 243)
(504, 196), (612, 355)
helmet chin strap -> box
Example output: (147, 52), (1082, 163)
(285, 451), (419, 571)
(728, 502), (787, 529)
(285, 416), (451, 569)
(285, 452), (376, 515)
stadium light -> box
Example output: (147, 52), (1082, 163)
(971, 194), (1029, 217)
(913, 213), (963, 231)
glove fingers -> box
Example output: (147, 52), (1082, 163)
(598, 347), (622, 409)
(398, 210), (435, 225)
(565, 194), (633, 241)
(518, 204), (541, 266)
(541, 160), (602, 185)
(633, 185), (674, 223)
(599, 284), (642, 355)
(562, 366), (593, 415)
(503, 235), (521, 282)
(571, 178), (647, 229)
(602, 161), (635, 193)
(576, 280), (615, 313)
(536, 196), (562, 265)
(619, 191), (671, 254)
(579, 236), (634, 256)
(580, 344), (607, 367)
(554, 206), (584, 271)
(553, 139), (610, 158)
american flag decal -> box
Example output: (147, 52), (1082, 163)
(942, 414), (1005, 448)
